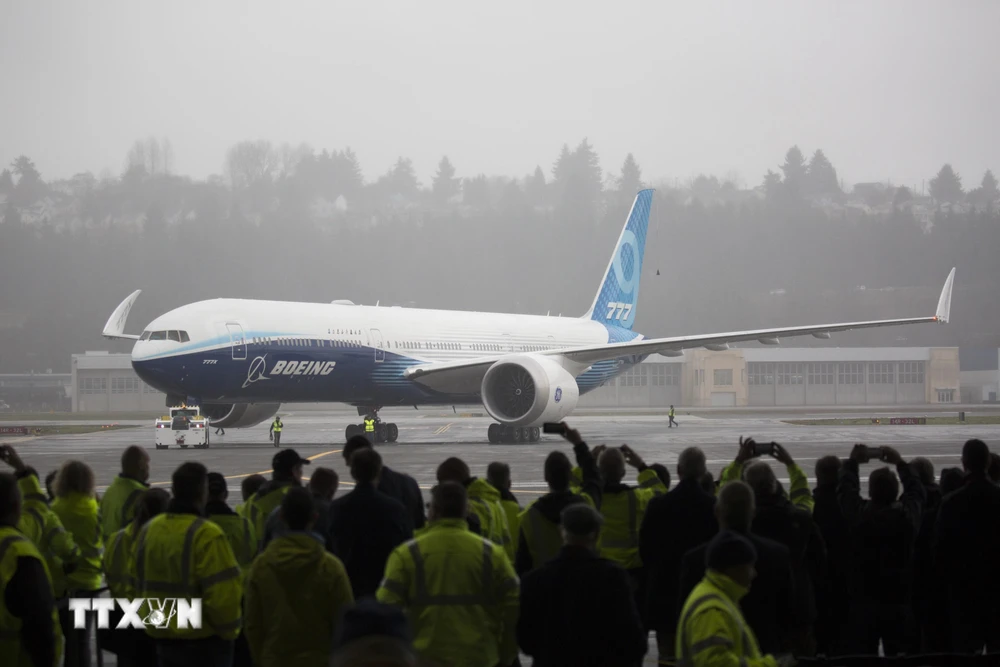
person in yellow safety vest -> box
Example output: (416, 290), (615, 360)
(1, 446), (82, 604)
(596, 444), (667, 628)
(377, 482), (520, 667)
(247, 449), (310, 553)
(0, 469), (63, 667)
(99, 445), (150, 541)
(130, 462), (243, 667)
(205, 473), (256, 570)
(436, 457), (513, 561)
(486, 462), (521, 554)
(102, 489), (170, 667)
(719, 437), (814, 513)
(51, 460), (103, 667)
(245, 487), (355, 667)
(676, 529), (795, 667)
(235, 474), (266, 519)
(269, 416), (283, 448)
(515, 423), (602, 575)
(363, 416), (376, 442)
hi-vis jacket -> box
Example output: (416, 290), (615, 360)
(466, 478), (514, 562)
(676, 570), (776, 667)
(719, 461), (815, 513)
(0, 525), (63, 667)
(15, 474), (81, 598)
(100, 475), (148, 540)
(377, 519), (520, 667)
(598, 468), (668, 570)
(50, 492), (103, 592)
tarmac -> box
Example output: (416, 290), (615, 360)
(6, 409), (1000, 666)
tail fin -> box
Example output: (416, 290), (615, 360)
(583, 189), (654, 330)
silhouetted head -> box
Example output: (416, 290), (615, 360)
(716, 481), (755, 533)
(172, 462), (208, 510)
(869, 467), (900, 506)
(429, 482), (467, 521)
(44, 470), (57, 500)
(207, 472), (228, 501)
(0, 473), (21, 526)
(486, 462), (511, 491)
(940, 467), (965, 495)
(744, 461), (778, 499)
(910, 457), (936, 487)
(598, 448), (626, 485)
(706, 529), (757, 590)
(677, 447), (707, 482)
(242, 474), (266, 502)
(560, 503), (603, 550)
(989, 454), (1000, 484)
(815, 455), (842, 489)
(133, 488), (171, 529)
(309, 467), (339, 500)
(281, 486), (316, 531)
(962, 439), (990, 475)
(544, 452), (572, 492)
(700, 472), (716, 495)
(343, 435), (373, 464)
(436, 457), (470, 485)
(352, 448), (383, 485)
(121, 445), (150, 483)
(55, 460), (96, 498)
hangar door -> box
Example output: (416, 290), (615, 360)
(711, 392), (736, 407)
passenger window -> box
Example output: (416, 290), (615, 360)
(150, 331), (167, 341)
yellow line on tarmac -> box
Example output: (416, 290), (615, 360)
(149, 449), (341, 487)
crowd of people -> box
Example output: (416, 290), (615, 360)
(1, 426), (999, 667)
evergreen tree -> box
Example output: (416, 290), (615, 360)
(762, 170), (782, 201)
(780, 146), (807, 196)
(573, 138), (603, 201)
(462, 174), (490, 209)
(0, 169), (13, 194)
(805, 149), (840, 197)
(929, 164), (963, 204)
(432, 156), (460, 204)
(525, 165), (547, 206)
(618, 153), (643, 194)
(893, 186), (913, 207)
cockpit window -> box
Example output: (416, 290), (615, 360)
(140, 331), (151, 341)
(168, 331), (181, 342)
(149, 331), (167, 341)
(179, 331), (190, 343)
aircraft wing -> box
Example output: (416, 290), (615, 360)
(102, 289), (142, 340)
(405, 267), (955, 388)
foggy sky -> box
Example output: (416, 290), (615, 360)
(2, 0), (998, 189)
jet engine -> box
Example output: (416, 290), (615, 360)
(481, 355), (579, 427)
(202, 403), (281, 429)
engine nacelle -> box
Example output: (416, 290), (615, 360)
(481, 355), (580, 427)
(202, 403), (281, 429)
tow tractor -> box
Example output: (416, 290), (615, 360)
(155, 405), (210, 450)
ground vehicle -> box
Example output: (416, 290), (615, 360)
(155, 405), (209, 449)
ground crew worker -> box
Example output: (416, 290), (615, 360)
(0, 469), (62, 667)
(676, 529), (793, 667)
(102, 489), (169, 667)
(131, 462), (243, 667)
(377, 482), (520, 667)
(668, 405), (678, 428)
(515, 423), (602, 575)
(487, 462), (521, 553)
(245, 487), (355, 667)
(51, 460), (103, 667)
(1, 446), (82, 605)
(720, 437), (814, 513)
(363, 415), (376, 442)
(235, 475), (266, 518)
(436, 457), (513, 561)
(99, 445), (150, 540)
(247, 449), (309, 552)
(206, 473), (256, 570)
(269, 416), (283, 448)
(597, 445), (667, 625)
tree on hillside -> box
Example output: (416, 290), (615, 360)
(968, 169), (999, 210)
(432, 156), (460, 204)
(929, 164), (964, 204)
(463, 174), (490, 209)
(225, 140), (278, 190)
(806, 149), (840, 197)
(780, 146), (807, 197)
(125, 137), (174, 176)
(618, 153), (643, 194)
(525, 165), (546, 206)
(383, 157), (420, 198)
(10, 156), (41, 185)
(893, 186), (913, 207)
(762, 169), (782, 201)
(0, 169), (12, 194)
(691, 175), (720, 203)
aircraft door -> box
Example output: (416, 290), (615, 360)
(370, 329), (385, 363)
(226, 323), (247, 360)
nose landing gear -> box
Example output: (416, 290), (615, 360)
(487, 424), (540, 445)
(346, 408), (398, 444)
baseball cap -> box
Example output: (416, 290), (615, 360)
(272, 448), (311, 474)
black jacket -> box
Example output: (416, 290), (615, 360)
(934, 474), (1000, 610)
(752, 490), (826, 627)
(328, 483), (413, 598)
(812, 483), (851, 650)
(680, 531), (796, 655)
(639, 477), (717, 630)
(838, 458), (925, 605)
(515, 441), (602, 575)
(518, 545), (647, 667)
(377, 465), (425, 530)
(912, 482), (943, 619)
(3, 523), (55, 667)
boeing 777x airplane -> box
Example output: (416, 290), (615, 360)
(104, 189), (956, 444)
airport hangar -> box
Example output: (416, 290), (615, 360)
(63, 346), (998, 413)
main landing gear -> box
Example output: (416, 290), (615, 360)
(345, 408), (399, 444)
(488, 424), (540, 445)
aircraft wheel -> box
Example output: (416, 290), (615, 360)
(180, 445), (188, 449)
(488, 424), (499, 444)
(376, 423), (388, 443)
(512, 427), (522, 444)
(387, 423), (399, 443)
(529, 427), (540, 442)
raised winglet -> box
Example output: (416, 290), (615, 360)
(102, 290), (142, 340)
(935, 267), (955, 324)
